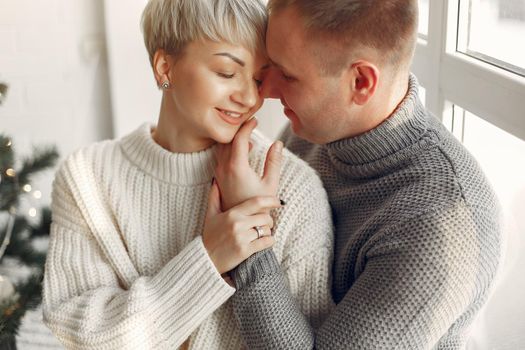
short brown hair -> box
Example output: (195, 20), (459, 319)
(269, 0), (418, 74)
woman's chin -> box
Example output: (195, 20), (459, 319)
(216, 135), (235, 144)
(211, 128), (238, 144)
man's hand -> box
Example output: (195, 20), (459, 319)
(215, 118), (283, 211)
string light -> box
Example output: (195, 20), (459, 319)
(28, 208), (37, 217)
(5, 168), (15, 177)
(33, 190), (42, 199)
(6, 140), (11, 147)
(23, 184), (32, 192)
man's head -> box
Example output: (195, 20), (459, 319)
(262, 0), (419, 144)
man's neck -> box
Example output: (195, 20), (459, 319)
(354, 73), (410, 138)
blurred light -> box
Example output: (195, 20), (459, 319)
(5, 168), (15, 177)
(33, 190), (42, 199)
(28, 208), (37, 217)
(23, 184), (32, 192)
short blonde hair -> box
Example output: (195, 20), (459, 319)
(141, 0), (268, 66)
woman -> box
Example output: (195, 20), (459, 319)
(42, 0), (334, 348)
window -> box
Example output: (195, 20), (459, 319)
(446, 105), (525, 349)
(457, 0), (525, 76)
(419, 86), (427, 106)
(412, 1), (525, 347)
(411, 0), (525, 142)
(446, 105), (525, 206)
(418, 0), (430, 39)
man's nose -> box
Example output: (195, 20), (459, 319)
(260, 67), (281, 99)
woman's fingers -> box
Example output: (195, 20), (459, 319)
(246, 213), (274, 231)
(205, 181), (222, 218)
(249, 236), (275, 255)
(235, 215), (273, 243)
(217, 141), (232, 165)
(233, 196), (282, 216)
(263, 140), (283, 190)
(249, 225), (273, 242)
(231, 117), (257, 165)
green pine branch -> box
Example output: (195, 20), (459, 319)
(0, 135), (16, 211)
(4, 215), (48, 266)
(1, 142), (58, 211)
(0, 273), (43, 341)
(17, 146), (59, 188)
(1, 83), (57, 341)
(0, 83), (7, 106)
(28, 208), (52, 238)
(0, 135), (14, 168)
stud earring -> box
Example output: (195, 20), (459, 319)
(161, 81), (170, 89)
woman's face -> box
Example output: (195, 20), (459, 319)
(166, 39), (268, 145)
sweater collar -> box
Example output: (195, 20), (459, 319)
(119, 123), (216, 185)
(326, 74), (428, 166)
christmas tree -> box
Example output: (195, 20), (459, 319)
(0, 82), (59, 348)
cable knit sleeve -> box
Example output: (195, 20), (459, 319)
(43, 159), (235, 349)
(230, 151), (335, 349)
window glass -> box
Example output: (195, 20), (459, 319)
(457, 0), (525, 76)
(451, 105), (525, 348)
(419, 85), (427, 106)
(418, 0), (430, 38)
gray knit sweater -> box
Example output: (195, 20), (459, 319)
(230, 74), (502, 349)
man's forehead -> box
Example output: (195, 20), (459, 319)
(267, 8), (310, 70)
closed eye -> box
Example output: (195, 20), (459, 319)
(281, 72), (296, 82)
(218, 72), (235, 79)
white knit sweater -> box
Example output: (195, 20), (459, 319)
(43, 123), (334, 350)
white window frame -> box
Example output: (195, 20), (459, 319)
(411, 0), (525, 141)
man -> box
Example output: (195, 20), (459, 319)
(225, 0), (502, 349)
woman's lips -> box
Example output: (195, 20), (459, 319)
(216, 108), (244, 126)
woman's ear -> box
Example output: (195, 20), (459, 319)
(153, 49), (172, 89)
(349, 61), (379, 105)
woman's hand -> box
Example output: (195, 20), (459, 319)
(215, 118), (283, 212)
(202, 181), (282, 275)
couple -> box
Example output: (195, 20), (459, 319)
(42, 0), (502, 349)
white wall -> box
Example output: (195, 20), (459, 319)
(0, 0), (113, 207)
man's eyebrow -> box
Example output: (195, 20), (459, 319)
(269, 59), (290, 74)
(269, 59), (282, 69)
(214, 53), (245, 67)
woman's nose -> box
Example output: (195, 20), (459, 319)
(231, 79), (258, 109)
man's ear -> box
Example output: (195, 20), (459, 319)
(349, 61), (379, 105)
(153, 49), (172, 87)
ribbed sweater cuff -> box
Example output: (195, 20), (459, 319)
(231, 249), (282, 290)
(148, 237), (235, 340)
